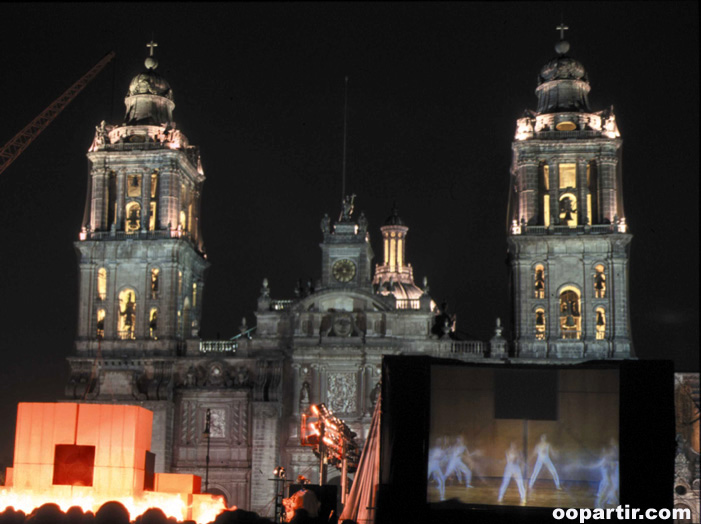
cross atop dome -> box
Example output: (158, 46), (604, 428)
(556, 22), (569, 40)
(145, 39), (159, 70)
(554, 21), (571, 55)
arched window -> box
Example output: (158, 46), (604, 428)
(96, 309), (106, 339)
(125, 202), (141, 233)
(535, 308), (546, 340)
(534, 265), (545, 299)
(559, 287), (581, 339)
(97, 268), (107, 300)
(594, 265), (606, 298)
(179, 210), (187, 231)
(559, 193), (578, 227)
(151, 268), (160, 299)
(595, 308), (606, 340)
(118, 288), (137, 340)
(192, 282), (198, 308)
(149, 308), (158, 340)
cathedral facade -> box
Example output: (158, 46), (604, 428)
(66, 33), (637, 514)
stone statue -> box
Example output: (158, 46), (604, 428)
(185, 366), (196, 387)
(358, 211), (368, 233)
(340, 194), (356, 221)
(260, 278), (270, 299)
(94, 120), (107, 147)
(320, 214), (331, 233)
(300, 381), (311, 404)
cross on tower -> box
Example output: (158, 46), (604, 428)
(556, 23), (569, 40)
(146, 40), (158, 57)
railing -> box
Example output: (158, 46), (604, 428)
(270, 300), (294, 311)
(395, 299), (420, 310)
(535, 130), (602, 140)
(83, 230), (195, 242)
(519, 224), (614, 236)
(199, 340), (238, 353)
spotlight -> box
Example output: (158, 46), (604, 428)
(273, 466), (286, 479)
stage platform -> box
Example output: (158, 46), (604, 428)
(428, 478), (607, 508)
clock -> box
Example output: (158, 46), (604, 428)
(332, 259), (356, 282)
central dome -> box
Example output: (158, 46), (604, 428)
(538, 56), (588, 84)
(127, 70), (173, 100)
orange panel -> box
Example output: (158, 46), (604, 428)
(5, 467), (13, 487)
(135, 407), (153, 451)
(154, 473), (202, 494)
(12, 464), (53, 491)
(75, 403), (102, 448)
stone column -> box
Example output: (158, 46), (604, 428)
(249, 402), (282, 517)
(548, 159), (558, 225)
(116, 170), (125, 230)
(599, 156), (618, 223)
(577, 158), (589, 225)
(91, 168), (105, 231)
(142, 168), (152, 231)
(519, 159), (539, 224)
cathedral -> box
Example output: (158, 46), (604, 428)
(64, 29), (665, 516)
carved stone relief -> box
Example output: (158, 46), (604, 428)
(327, 372), (357, 414)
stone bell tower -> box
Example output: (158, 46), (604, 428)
(507, 25), (633, 360)
(67, 42), (208, 468)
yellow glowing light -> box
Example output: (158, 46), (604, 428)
(556, 121), (576, 131)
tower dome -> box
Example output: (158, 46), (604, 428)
(124, 41), (175, 125)
(535, 33), (591, 114)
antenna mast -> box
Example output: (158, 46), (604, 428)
(341, 76), (349, 200)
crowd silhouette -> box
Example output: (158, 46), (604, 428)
(0, 502), (358, 524)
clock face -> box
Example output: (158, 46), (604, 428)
(332, 259), (356, 283)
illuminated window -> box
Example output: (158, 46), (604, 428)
(596, 308), (606, 340)
(151, 268), (160, 299)
(97, 268), (107, 300)
(559, 288), (581, 339)
(538, 163), (550, 226)
(149, 202), (157, 231)
(594, 265), (606, 298)
(125, 202), (141, 233)
(559, 163), (576, 189)
(192, 282), (197, 308)
(534, 265), (545, 299)
(588, 161), (599, 224)
(127, 174), (142, 197)
(149, 308), (158, 340)
(559, 193), (578, 227)
(118, 288), (137, 340)
(178, 271), (183, 295)
(535, 308), (546, 340)
(96, 309), (105, 339)
(150, 171), (158, 199)
(179, 210), (187, 231)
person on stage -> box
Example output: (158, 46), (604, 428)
(427, 437), (447, 501)
(444, 436), (474, 489)
(498, 441), (527, 503)
(528, 433), (562, 490)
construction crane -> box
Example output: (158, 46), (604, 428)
(0, 50), (115, 177)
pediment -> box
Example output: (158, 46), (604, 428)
(292, 288), (392, 313)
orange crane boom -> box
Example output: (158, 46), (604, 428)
(0, 51), (115, 177)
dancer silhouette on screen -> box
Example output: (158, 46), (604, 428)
(427, 437), (447, 501)
(444, 436), (475, 488)
(498, 441), (527, 503)
(593, 439), (619, 507)
(528, 434), (561, 490)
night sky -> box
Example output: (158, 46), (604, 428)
(0, 3), (697, 466)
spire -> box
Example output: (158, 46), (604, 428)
(124, 40), (174, 125)
(535, 22), (591, 114)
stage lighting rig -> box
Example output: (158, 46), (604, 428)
(300, 403), (359, 503)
